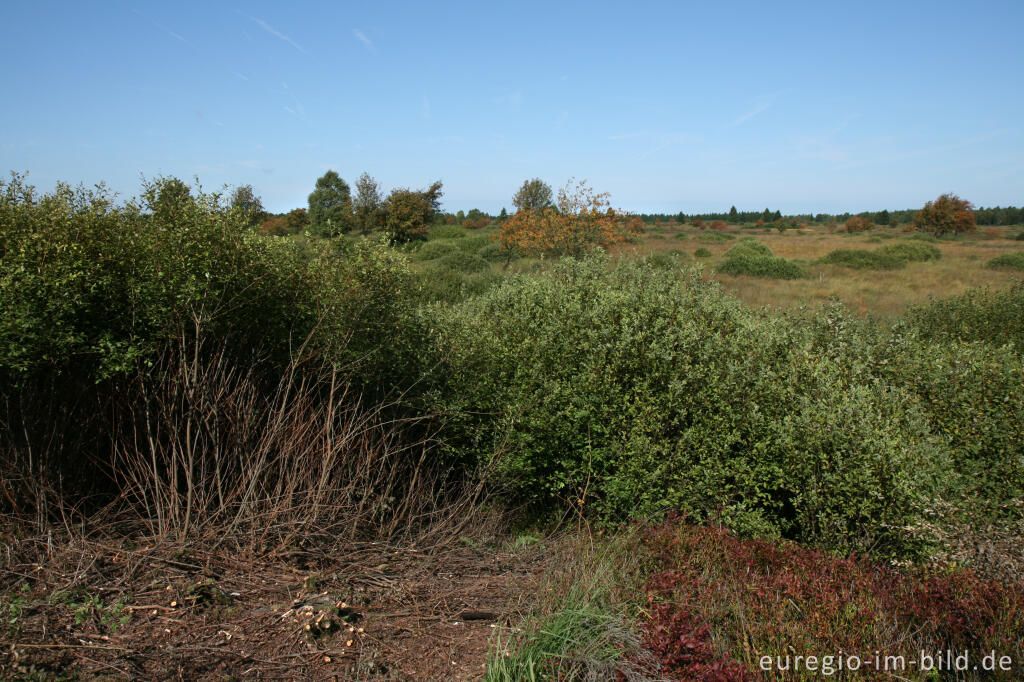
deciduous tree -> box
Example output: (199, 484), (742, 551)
(353, 172), (383, 234)
(308, 170), (354, 237)
(914, 193), (976, 237)
(230, 184), (264, 226)
(382, 181), (443, 242)
(512, 178), (553, 213)
(496, 179), (640, 259)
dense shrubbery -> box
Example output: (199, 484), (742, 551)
(878, 241), (942, 262)
(429, 257), (943, 556)
(819, 242), (941, 270)
(987, 251), (1024, 270)
(4, 173), (1021, 564)
(0, 175), (427, 519)
(716, 240), (808, 279)
(819, 248), (904, 270)
(903, 283), (1024, 350)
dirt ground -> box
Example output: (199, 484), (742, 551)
(1, 533), (548, 680)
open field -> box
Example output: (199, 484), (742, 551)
(626, 222), (1024, 318)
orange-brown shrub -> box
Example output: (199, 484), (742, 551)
(914, 193), (976, 236)
(845, 216), (874, 233)
(496, 179), (640, 258)
(710, 220), (728, 231)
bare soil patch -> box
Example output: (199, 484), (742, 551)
(2, 531), (547, 680)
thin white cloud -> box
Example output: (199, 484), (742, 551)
(250, 16), (310, 56)
(841, 129), (1009, 170)
(352, 29), (374, 50)
(422, 96), (431, 119)
(284, 106), (296, 115)
(726, 91), (788, 128)
(609, 131), (703, 158)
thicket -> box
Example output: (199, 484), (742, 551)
(819, 241), (942, 270)
(429, 258), (954, 557)
(715, 240), (808, 279)
(3, 174), (1021, 564)
(987, 251), (1024, 271)
(0, 175), (434, 530)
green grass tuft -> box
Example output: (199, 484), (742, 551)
(987, 251), (1024, 271)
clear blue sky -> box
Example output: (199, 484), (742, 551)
(2, 1), (1022, 215)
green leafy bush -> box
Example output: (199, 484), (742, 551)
(453, 234), (493, 254)
(0, 174), (427, 514)
(819, 249), (905, 270)
(430, 258), (941, 556)
(716, 254), (808, 279)
(429, 224), (468, 240)
(724, 239), (773, 258)
(878, 242), (942, 263)
(696, 232), (734, 243)
(438, 251), (491, 274)
(694, 247), (711, 258)
(414, 240), (461, 261)
(902, 284), (1024, 350)
(987, 251), (1024, 271)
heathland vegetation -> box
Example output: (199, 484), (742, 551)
(2, 171), (1023, 678)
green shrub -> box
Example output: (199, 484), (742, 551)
(641, 252), (686, 269)
(438, 251), (491, 274)
(453, 234), (493, 254)
(877, 242), (942, 263)
(427, 224), (467, 240)
(716, 254), (808, 279)
(431, 258), (939, 556)
(673, 232), (688, 240)
(694, 247), (712, 258)
(696, 232), (734, 243)
(819, 249), (905, 270)
(724, 239), (773, 258)
(987, 251), (1024, 271)
(416, 263), (500, 302)
(0, 175), (429, 513)
(1015, 231), (1024, 241)
(902, 284), (1024, 350)
(903, 232), (939, 242)
(413, 240), (461, 261)
(476, 241), (506, 262)
(877, 337), (1024, 505)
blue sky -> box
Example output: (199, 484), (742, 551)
(2, 1), (1021, 215)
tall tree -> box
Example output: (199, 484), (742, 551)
(230, 184), (264, 226)
(308, 170), (354, 237)
(728, 205), (739, 223)
(914, 194), (976, 237)
(512, 178), (553, 213)
(353, 172), (383, 233)
(382, 181), (443, 242)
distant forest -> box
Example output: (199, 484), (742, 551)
(639, 204), (1024, 226)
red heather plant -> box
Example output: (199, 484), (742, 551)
(633, 519), (1024, 680)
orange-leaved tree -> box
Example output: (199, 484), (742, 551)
(496, 179), (640, 260)
(914, 193), (976, 237)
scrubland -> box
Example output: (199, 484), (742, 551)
(2, 176), (1022, 679)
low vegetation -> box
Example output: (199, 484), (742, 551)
(2, 172), (1022, 678)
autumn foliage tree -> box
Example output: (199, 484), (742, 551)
(914, 193), (976, 237)
(845, 215), (874, 233)
(382, 181), (443, 242)
(496, 179), (640, 259)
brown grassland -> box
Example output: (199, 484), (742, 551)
(621, 222), (1024, 318)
